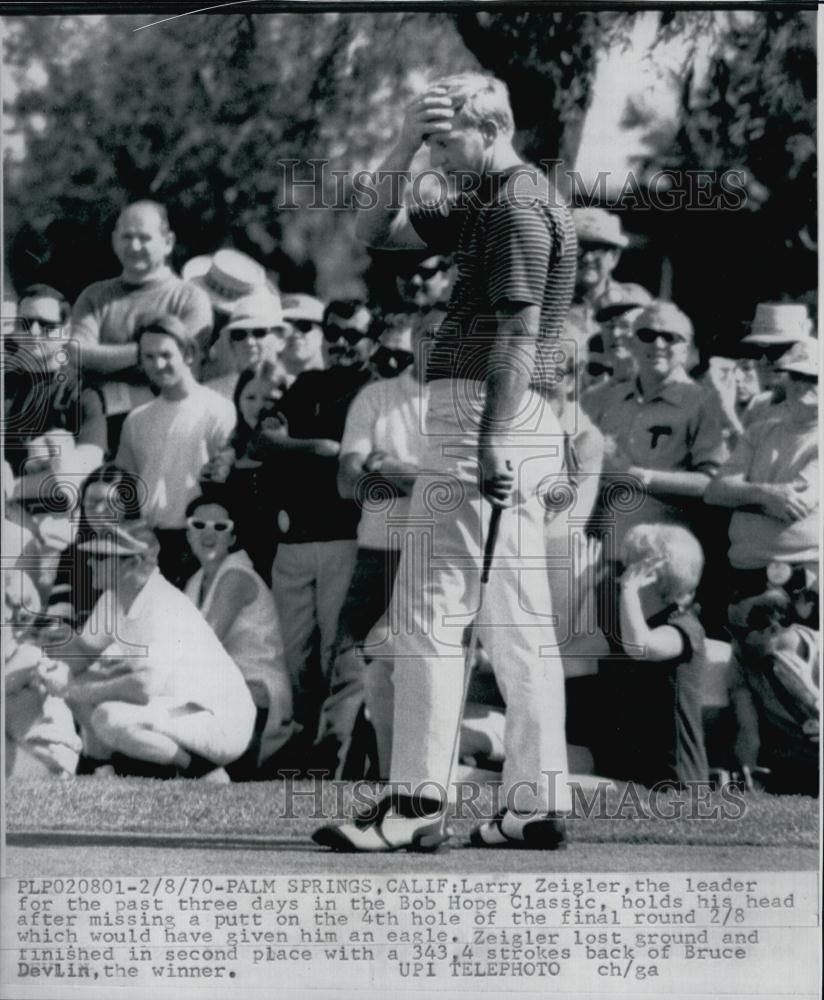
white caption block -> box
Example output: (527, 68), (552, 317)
(1, 872), (819, 997)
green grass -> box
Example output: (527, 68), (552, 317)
(6, 777), (818, 848)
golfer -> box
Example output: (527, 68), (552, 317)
(313, 72), (576, 851)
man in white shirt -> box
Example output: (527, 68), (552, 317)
(315, 320), (428, 776)
(116, 315), (235, 586)
(41, 521), (255, 780)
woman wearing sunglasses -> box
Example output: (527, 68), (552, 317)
(184, 494), (297, 779)
(205, 291), (287, 401)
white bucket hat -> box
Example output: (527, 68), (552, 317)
(224, 290), (285, 332)
(743, 303), (812, 346)
(281, 293), (325, 325)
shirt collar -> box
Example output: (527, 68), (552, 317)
(123, 567), (162, 621)
(625, 367), (692, 404)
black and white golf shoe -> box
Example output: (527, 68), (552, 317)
(312, 795), (452, 853)
(469, 808), (568, 849)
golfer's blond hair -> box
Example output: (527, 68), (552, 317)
(429, 72), (515, 136)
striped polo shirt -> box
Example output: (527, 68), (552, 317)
(409, 165), (577, 391)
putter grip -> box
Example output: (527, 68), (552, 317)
(481, 506), (503, 584)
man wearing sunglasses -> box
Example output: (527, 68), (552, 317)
(281, 293), (327, 378)
(396, 254), (455, 312)
(258, 300), (378, 760)
(4, 284), (107, 476)
(737, 303), (814, 430)
(206, 290), (287, 400)
(705, 340), (818, 612)
(370, 313), (415, 380)
(595, 301), (727, 551)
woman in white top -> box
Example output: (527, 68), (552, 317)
(184, 494), (297, 777)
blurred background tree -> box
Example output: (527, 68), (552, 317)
(454, 8), (623, 190)
(3, 11), (478, 300)
(620, 7), (816, 340)
(3, 7), (816, 331)
(4, 8), (633, 301)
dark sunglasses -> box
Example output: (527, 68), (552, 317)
(635, 328), (686, 346)
(288, 319), (320, 335)
(759, 346), (795, 364)
(323, 325), (371, 346)
(16, 317), (64, 336)
(587, 361), (613, 378)
(373, 346), (414, 375)
(230, 327), (281, 343)
(405, 263), (446, 281)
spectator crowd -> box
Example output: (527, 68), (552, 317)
(3, 196), (819, 798)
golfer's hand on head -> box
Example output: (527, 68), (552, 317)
(400, 86), (454, 151)
(479, 442), (515, 508)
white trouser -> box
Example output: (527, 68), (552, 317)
(86, 697), (254, 767)
(366, 380), (572, 813)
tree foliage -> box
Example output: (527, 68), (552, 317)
(623, 8), (816, 319)
(455, 9), (624, 185)
(3, 11), (477, 300)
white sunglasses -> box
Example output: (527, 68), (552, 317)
(187, 517), (234, 533)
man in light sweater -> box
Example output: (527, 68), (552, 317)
(115, 315), (235, 586)
(72, 201), (213, 452)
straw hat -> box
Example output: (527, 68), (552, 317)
(184, 250), (267, 313)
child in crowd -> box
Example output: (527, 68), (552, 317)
(597, 523), (710, 788)
(727, 588), (819, 796)
(115, 314), (235, 586)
